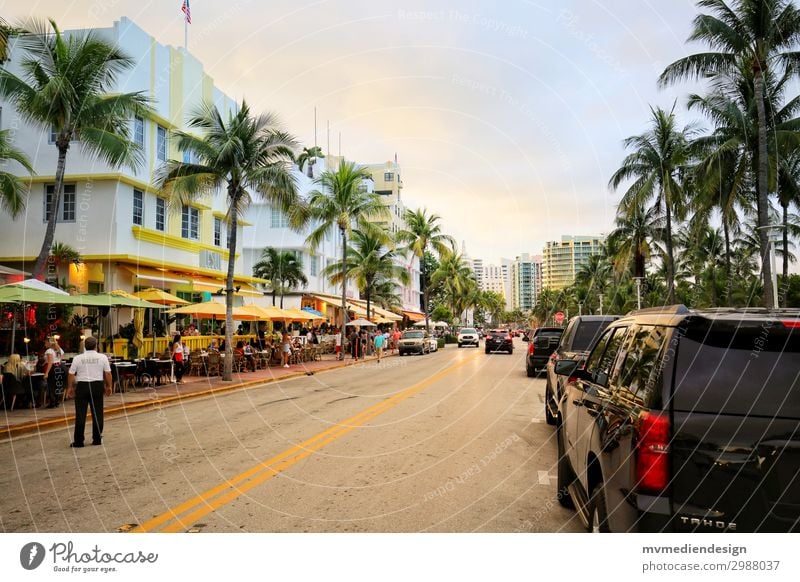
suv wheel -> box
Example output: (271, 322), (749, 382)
(556, 426), (575, 509)
(588, 482), (610, 533)
(526, 364), (536, 377)
(545, 389), (556, 426)
(458, 343), (462, 348)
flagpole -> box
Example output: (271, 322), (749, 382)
(184, 17), (188, 50)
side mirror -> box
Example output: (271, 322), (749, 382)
(555, 359), (587, 379)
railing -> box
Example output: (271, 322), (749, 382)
(110, 335), (257, 359)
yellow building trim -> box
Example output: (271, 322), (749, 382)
(131, 226), (234, 259)
(212, 211), (253, 227)
(24, 173), (161, 196)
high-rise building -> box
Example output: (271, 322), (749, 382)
(0, 17), (263, 303)
(542, 235), (604, 290)
(511, 253), (540, 311)
(472, 258), (484, 288)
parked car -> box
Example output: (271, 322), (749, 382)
(544, 315), (619, 425)
(398, 330), (430, 356)
(484, 329), (514, 354)
(457, 327), (480, 348)
(553, 306), (800, 532)
(427, 336), (438, 353)
(525, 327), (563, 377)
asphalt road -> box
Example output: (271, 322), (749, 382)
(0, 339), (584, 533)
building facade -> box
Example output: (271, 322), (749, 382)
(542, 235), (604, 291)
(0, 17), (263, 305)
(511, 253), (540, 312)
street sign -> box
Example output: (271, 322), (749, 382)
(554, 311), (564, 324)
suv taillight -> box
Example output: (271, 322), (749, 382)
(528, 341), (534, 355)
(636, 412), (670, 493)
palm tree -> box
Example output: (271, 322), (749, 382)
(607, 202), (663, 281)
(659, 0), (800, 308)
(49, 241), (82, 289)
(0, 128), (34, 217)
(0, 18), (149, 279)
(371, 278), (404, 312)
(430, 251), (475, 323)
(323, 228), (410, 320)
(396, 208), (455, 331)
(305, 160), (389, 359)
(0, 17), (19, 63)
(777, 150), (800, 285)
(689, 61), (800, 303)
(609, 105), (694, 303)
(296, 145), (325, 178)
(158, 100), (299, 381)
(253, 247), (308, 307)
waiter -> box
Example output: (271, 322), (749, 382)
(65, 336), (112, 447)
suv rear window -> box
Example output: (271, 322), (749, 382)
(403, 331), (424, 339)
(572, 320), (610, 351)
(674, 324), (800, 419)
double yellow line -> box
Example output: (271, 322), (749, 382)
(132, 352), (479, 533)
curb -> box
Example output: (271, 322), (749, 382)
(0, 352), (397, 441)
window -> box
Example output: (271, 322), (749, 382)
(214, 217), (222, 247)
(157, 125), (167, 161)
(309, 255), (318, 277)
(133, 116), (145, 148)
(182, 150), (192, 164)
(270, 207), (288, 228)
(612, 325), (668, 405)
(584, 327), (626, 387)
(132, 189), (143, 226)
(44, 184), (76, 223)
(48, 126), (58, 144)
(156, 197), (166, 232)
(181, 205), (199, 240)
(384, 172), (394, 181)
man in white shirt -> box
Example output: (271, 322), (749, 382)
(66, 336), (112, 447)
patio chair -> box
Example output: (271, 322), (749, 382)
(189, 354), (204, 376)
(206, 352), (221, 376)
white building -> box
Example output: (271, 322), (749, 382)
(511, 253), (541, 312)
(0, 17), (263, 306)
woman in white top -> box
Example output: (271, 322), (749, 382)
(172, 334), (185, 384)
(44, 337), (65, 407)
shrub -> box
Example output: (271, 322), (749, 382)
(444, 334), (458, 344)
(437, 338), (445, 348)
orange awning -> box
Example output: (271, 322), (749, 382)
(402, 310), (425, 322)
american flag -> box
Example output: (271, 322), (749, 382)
(182, 0), (192, 24)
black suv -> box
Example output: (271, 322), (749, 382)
(525, 327), (563, 377)
(554, 306), (800, 532)
(544, 315), (619, 425)
(485, 330), (514, 354)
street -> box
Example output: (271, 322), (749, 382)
(0, 339), (582, 533)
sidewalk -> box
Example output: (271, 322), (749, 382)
(1, 351), (395, 440)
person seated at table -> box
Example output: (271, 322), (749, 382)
(234, 341), (245, 357)
(4, 354), (33, 408)
(242, 341), (256, 371)
(208, 339), (219, 352)
(219, 338), (226, 352)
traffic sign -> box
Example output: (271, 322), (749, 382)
(554, 311), (564, 324)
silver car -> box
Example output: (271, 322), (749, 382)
(399, 330), (430, 355)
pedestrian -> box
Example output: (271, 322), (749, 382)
(172, 334), (185, 384)
(65, 336), (112, 447)
(374, 330), (385, 363)
(44, 336), (65, 408)
(350, 328), (360, 361)
(281, 330), (292, 368)
(335, 332), (342, 358)
(392, 328), (402, 354)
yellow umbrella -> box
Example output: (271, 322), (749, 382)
(134, 288), (189, 305)
(241, 304), (289, 320)
(166, 301), (260, 320)
(283, 308), (319, 321)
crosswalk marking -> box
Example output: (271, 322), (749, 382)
(538, 470), (553, 485)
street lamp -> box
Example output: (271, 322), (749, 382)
(756, 225), (784, 309)
(633, 277), (643, 311)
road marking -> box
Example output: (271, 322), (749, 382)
(531, 418), (543, 424)
(132, 352), (481, 533)
(538, 470), (553, 485)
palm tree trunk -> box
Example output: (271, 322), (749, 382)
(724, 219), (732, 306)
(223, 191), (238, 381)
(754, 68), (775, 309)
(280, 288), (284, 309)
(339, 227), (348, 360)
(272, 289), (276, 306)
(664, 199), (676, 304)
(32, 144), (68, 280)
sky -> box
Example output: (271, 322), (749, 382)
(0, 0), (704, 264)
